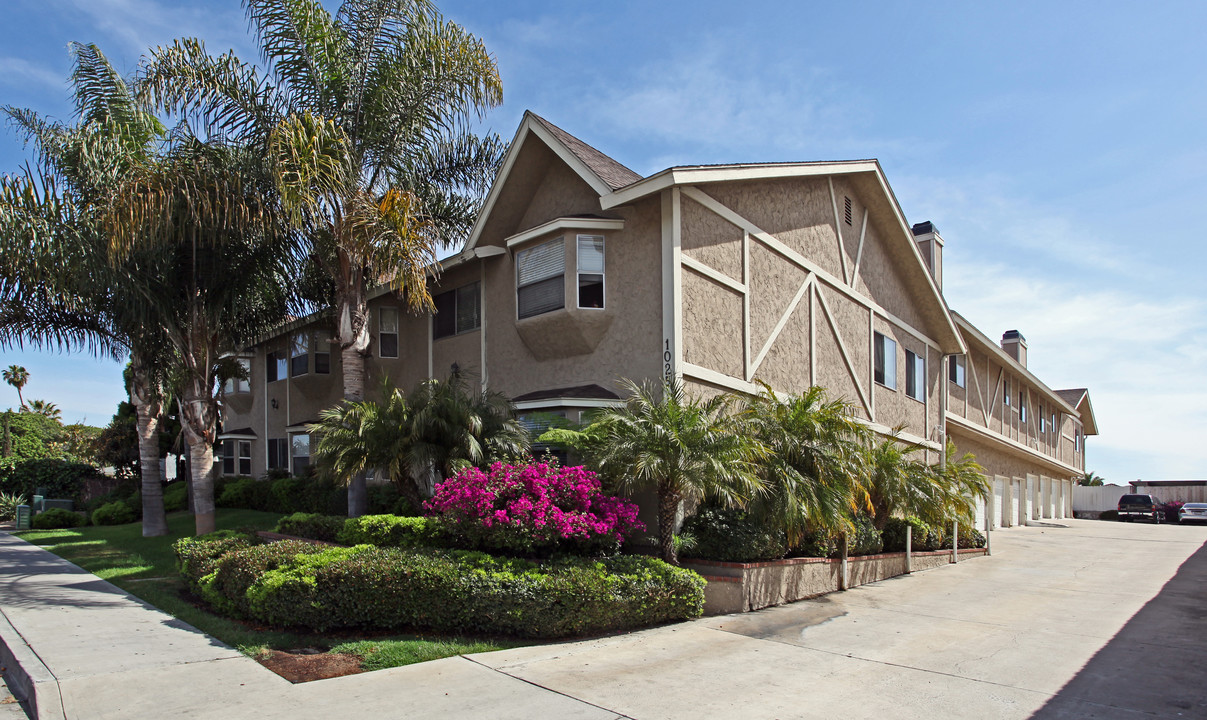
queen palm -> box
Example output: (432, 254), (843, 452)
(740, 383), (868, 545)
(138, 0), (505, 514)
(0, 44), (176, 536)
(542, 378), (766, 564)
(2, 366), (28, 409)
(105, 135), (295, 535)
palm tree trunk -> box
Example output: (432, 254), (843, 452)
(130, 360), (168, 537)
(179, 377), (219, 535)
(657, 489), (681, 564)
(338, 283), (371, 518)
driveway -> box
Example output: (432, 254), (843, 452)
(2, 519), (1204, 719)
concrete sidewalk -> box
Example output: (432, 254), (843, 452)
(2, 520), (1205, 719)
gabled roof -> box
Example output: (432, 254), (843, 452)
(464, 111), (642, 252)
(1055, 388), (1098, 436)
(512, 384), (620, 403)
(528, 114), (641, 191)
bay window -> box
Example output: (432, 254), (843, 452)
(517, 237), (565, 319)
(577, 235), (605, 309)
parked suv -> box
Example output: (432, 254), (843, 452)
(1117, 494), (1163, 523)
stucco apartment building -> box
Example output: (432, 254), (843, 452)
(217, 111), (1096, 530)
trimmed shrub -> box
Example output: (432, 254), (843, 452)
(30, 507), (87, 529)
(847, 515), (884, 556)
(275, 513), (346, 543)
(163, 482), (189, 512)
(883, 517), (932, 553)
(246, 545), (705, 637)
(792, 530), (838, 559)
(957, 525), (986, 549)
(91, 500), (137, 526)
(194, 539), (315, 616)
(216, 477), (272, 510)
(367, 483), (417, 516)
(680, 506), (788, 562)
(337, 514), (444, 548)
(174, 531), (256, 595)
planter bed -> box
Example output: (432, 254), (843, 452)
(683, 547), (988, 614)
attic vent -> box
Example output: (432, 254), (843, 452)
(843, 196), (853, 225)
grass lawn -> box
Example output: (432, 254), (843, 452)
(18, 510), (520, 672)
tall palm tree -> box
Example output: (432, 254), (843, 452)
(739, 383), (868, 544)
(138, 0), (506, 515)
(2, 366), (28, 409)
(26, 399), (61, 421)
(542, 378), (766, 564)
(311, 374), (527, 509)
(0, 44), (176, 536)
(105, 135), (296, 535)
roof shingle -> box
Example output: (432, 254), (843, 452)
(529, 113), (643, 191)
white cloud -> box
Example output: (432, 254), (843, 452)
(0, 57), (64, 92)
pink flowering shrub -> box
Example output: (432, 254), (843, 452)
(424, 461), (644, 557)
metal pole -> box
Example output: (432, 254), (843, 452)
(840, 533), (849, 590)
(951, 519), (959, 563)
(905, 525), (912, 573)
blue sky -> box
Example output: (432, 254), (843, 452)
(1, 0), (1204, 482)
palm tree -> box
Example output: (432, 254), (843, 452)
(138, 0), (506, 515)
(26, 399), (61, 421)
(542, 378), (765, 564)
(105, 135), (296, 536)
(0, 44), (176, 536)
(2, 366), (29, 409)
(1079, 471), (1105, 486)
(311, 374), (528, 509)
(860, 433), (989, 532)
(739, 383), (868, 544)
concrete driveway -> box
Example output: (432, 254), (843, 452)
(2, 519), (1204, 719)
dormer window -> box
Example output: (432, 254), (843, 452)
(517, 237), (565, 319)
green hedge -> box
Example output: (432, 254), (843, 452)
(175, 531), (256, 594)
(91, 500), (137, 526)
(0, 458), (100, 503)
(680, 506), (788, 562)
(163, 482), (188, 512)
(337, 514), (444, 548)
(214, 476), (413, 517)
(274, 513), (347, 543)
(175, 538), (705, 638)
(31, 507), (87, 529)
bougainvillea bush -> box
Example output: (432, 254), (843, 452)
(424, 462), (644, 557)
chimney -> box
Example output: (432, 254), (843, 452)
(1001, 330), (1027, 367)
(911, 221), (944, 291)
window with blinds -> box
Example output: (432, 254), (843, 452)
(433, 282), (481, 339)
(290, 334), (309, 377)
(577, 235), (605, 308)
(379, 307), (399, 358)
(517, 237), (565, 319)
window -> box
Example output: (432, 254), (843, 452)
(1050, 413), (1056, 436)
(238, 441), (252, 476)
(315, 342), (330, 374)
(1019, 392), (1027, 424)
(266, 350), (287, 383)
(223, 358), (251, 394)
(267, 438), (289, 470)
(291, 434), (310, 475)
(221, 441), (235, 475)
(517, 237), (565, 319)
(905, 350), (925, 401)
(290, 334), (309, 377)
(1075, 429), (1082, 453)
(948, 355), (965, 388)
(873, 332), (897, 389)
(577, 235), (605, 309)
(1039, 405), (1046, 433)
(379, 307), (399, 358)
(1004, 378), (1010, 406)
(433, 283), (481, 339)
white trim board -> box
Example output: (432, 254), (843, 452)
(504, 217), (625, 249)
(513, 398), (623, 411)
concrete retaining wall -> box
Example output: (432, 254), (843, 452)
(684, 547), (988, 615)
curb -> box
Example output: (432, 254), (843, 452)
(0, 601), (63, 720)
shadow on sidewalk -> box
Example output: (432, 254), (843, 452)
(1030, 540), (1207, 718)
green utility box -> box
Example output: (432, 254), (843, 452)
(15, 504), (31, 530)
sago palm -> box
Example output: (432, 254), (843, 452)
(0, 44), (175, 536)
(545, 378), (765, 564)
(138, 0), (506, 515)
(860, 431), (987, 532)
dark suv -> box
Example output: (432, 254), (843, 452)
(1117, 494), (1163, 523)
